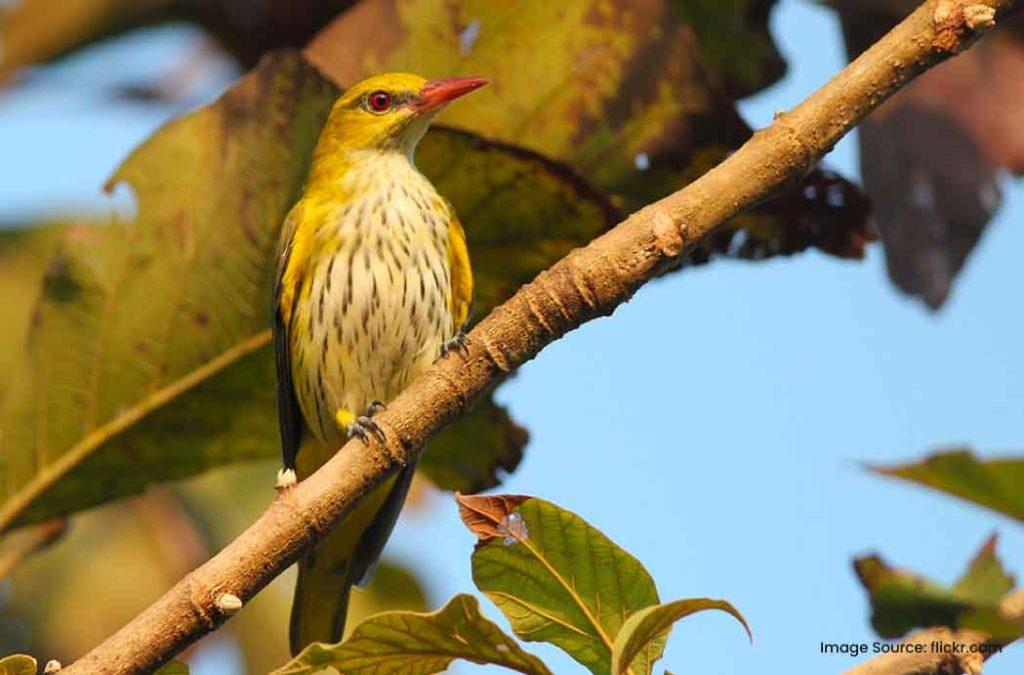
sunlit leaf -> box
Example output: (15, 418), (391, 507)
(0, 655), (35, 675)
(273, 594), (552, 675)
(457, 494), (661, 675)
(610, 598), (751, 675)
(0, 52), (335, 531)
(0, 225), (70, 399)
(308, 0), (871, 260)
(872, 448), (1024, 523)
(854, 541), (1022, 640)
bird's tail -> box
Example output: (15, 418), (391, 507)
(289, 544), (355, 656)
(288, 448), (417, 656)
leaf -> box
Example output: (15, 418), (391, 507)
(0, 656), (35, 675)
(307, 0), (871, 260)
(830, 3), (1024, 308)
(422, 398), (528, 494)
(272, 594), (552, 675)
(0, 52), (622, 530)
(669, 0), (785, 98)
(0, 224), (70, 399)
(0, 0), (163, 83)
(154, 661), (190, 674)
(854, 542), (1022, 640)
(610, 598), (752, 675)
(457, 494), (661, 675)
(953, 534), (1016, 604)
(0, 52), (336, 531)
(871, 448), (1024, 523)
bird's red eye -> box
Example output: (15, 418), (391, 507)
(367, 91), (392, 112)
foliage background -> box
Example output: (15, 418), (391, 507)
(0, 1), (1021, 673)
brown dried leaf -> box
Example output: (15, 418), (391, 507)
(455, 493), (530, 544)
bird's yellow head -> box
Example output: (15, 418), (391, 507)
(319, 72), (488, 156)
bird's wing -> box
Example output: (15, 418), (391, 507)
(446, 214), (474, 331)
(274, 204), (307, 470)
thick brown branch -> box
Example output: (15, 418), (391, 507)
(844, 590), (1024, 675)
(62, 1), (1018, 672)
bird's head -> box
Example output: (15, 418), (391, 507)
(322, 73), (488, 156)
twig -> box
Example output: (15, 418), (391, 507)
(844, 590), (1024, 675)
(60, 1), (1018, 672)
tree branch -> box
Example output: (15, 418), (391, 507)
(843, 590), (1024, 675)
(62, 1), (1018, 672)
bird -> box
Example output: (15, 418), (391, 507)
(272, 72), (486, 655)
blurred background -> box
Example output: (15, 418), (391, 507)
(1, 0), (1022, 673)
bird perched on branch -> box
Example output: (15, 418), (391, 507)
(273, 72), (485, 654)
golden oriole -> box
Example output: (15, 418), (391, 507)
(273, 73), (485, 654)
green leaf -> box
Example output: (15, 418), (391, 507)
(953, 534), (1016, 605)
(0, 655), (36, 675)
(154, 660), (190, 674)
(610, 598), (752, 675)
(457, 494), (661, 675)
(854, 541), (1021, 640)
(872, 448), (1024, 523)
(0, 52), (620, 530)
(272, 594), (552, 675)
(669, 0), (785, 97)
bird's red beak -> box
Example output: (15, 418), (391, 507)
(413, 77), (489, 113)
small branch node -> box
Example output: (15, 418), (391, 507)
(650, 209), (684, 255)
(964, 4), (997, 30)
(44, 660), (62, 673)
(215, 593), (243, 616)
(476, 332), (513, 373)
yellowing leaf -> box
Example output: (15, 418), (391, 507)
(457, 494), (661, 675)
(872, 448), (1024, 523)
(0, 52), (335, 531)
(272, 594), (552, 675)
(0, 655), (36, 675)
(610, 598), (751, 675)
(0, 225), (70, 398)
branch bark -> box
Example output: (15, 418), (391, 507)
(62, 1), (1019, 672)
(843, 590), (1024, 675)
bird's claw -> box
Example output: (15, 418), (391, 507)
(348, 415), (385, 443)
(365, 400), (386, 417)
(439, 331), (470, 359)
(275, 468), (297, 492)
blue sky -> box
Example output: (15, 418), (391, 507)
(2, 1), (1022, 673)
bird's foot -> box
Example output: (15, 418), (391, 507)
(347, 416), (385, 444)
(438, 331), (470, 359)
(365, 400), (386, 417)
(275, 467), (297, 493)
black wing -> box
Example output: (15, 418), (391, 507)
(274, 208), (304, 470)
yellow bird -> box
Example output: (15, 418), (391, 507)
(273, 73), (485, 654)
